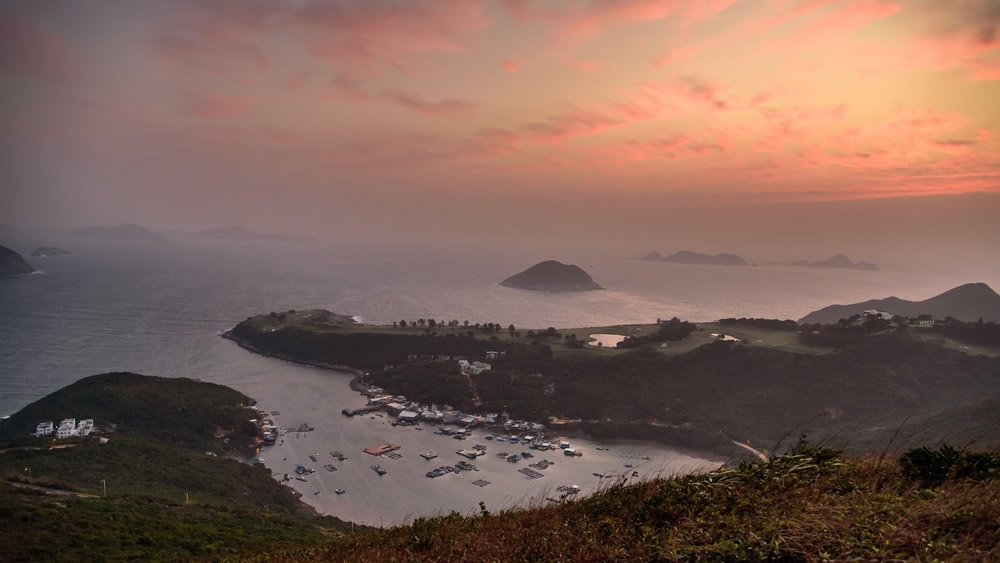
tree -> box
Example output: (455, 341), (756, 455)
(464, 320), (470, 327)
(508, 324), (516, 335)
(399, 320), (407, 327)
(428, 319), (437, 328)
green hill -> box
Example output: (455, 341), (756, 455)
(0, 373), (359, 561)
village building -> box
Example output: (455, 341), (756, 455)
(35, 421), (53, 437)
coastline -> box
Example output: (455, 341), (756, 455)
(220, 329), (365, 376)
(219, 327), (732, 463)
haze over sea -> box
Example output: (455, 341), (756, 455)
(2, 238), (999, 524)
(3, 239), (997, 417)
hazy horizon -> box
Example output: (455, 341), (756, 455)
(1, 0), (998, 275)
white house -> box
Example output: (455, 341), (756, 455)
(35, 421), (54, 437)
(76, 419), (94, 436)
(56, 418), (76, 439)
(468, 361), (491, 375)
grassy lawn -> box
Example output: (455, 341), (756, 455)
(240, 311), (837, 357)
(909, 329), (1000, 358)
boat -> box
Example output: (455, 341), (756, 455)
(335, 488), (346, 495)
(506, 455), (521, 463)
(295, 477), (308, 482)
(371, 464), (387, 475)
(420, 451), (438, 460)
(324, 464), (337, 472)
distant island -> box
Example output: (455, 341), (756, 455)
(30, 246), (71, 257)
(642, 250), (747, 266)
(772, 254), (878, 271)
(188, 226), (315, 243)
(71, 224), (167, 242)
(799, 282), (1000, 324)
(500, 260), (604, 292)
(0, 245), (34, 275)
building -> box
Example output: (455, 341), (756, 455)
(468, 361), (491, 375)
(485, 351), (499, 360)
(398, 410), (419, 424)
(35, 421), (53, 437)
(76, 419), (94, 436)
(56, 418), (76, 439)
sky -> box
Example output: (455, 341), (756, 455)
(0, 0), (998, 266)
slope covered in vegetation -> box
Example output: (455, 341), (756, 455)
(257, 444), (1000, 562)
(0, 373), (359, 561)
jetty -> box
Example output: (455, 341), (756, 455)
(364, 443), (401, 456)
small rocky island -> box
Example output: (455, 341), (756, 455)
(30, 246), (72, 257)
(642, 250), (748, 266)
(500, 260), (604, 292)
(0, 245), (34, 275)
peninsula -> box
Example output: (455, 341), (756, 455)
(223, 308), (1000, 458)
(500, 260), (604, 292)
(30, 246), (71, 257)
(0, 245), (34, 275)
(642, 250), (748, 266)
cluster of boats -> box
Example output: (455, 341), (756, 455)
(424, 461), (478, 478)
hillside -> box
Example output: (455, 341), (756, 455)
(0, 373), (358, 561)
(500, 260), (604, 291)
(0, 245), (34, 275)
(225, 311), (1000, 457)
(258, 445), (1000, 561)
(800, 282), (1000, 324)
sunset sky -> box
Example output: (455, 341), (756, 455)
(1, 0), (998, 262)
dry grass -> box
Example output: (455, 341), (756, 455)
(247, 446), (1000, 562)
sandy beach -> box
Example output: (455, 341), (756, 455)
(232, 361), (721, 527)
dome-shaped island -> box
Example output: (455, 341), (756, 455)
(500, 260), (604, 292)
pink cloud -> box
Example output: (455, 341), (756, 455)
(181, 93), (253, 119)
(330, 76), (476, 117)
(504, 0), (680, 43)
(299, 0), (489, 73)
(681, 0), (744, 24)
(501, 59), (519, 73)
(653, 40), (716, 67)
(0, 9), (79, 86)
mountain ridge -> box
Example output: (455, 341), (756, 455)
(799, 282), (1000, 324)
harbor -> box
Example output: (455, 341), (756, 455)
(240, 364), (721, 527)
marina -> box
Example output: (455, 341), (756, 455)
(222, 361), (720, 528)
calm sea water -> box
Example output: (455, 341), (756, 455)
(1, 239), (992, 416)
(1, 239), (995, 523)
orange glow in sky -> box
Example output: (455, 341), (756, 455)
(1, 0), (998, 243)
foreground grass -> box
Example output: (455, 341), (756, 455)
(254, 446), (1000, 562)
(0, 483), (350, 562)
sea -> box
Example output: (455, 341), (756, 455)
(1, 238), (996, 524)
